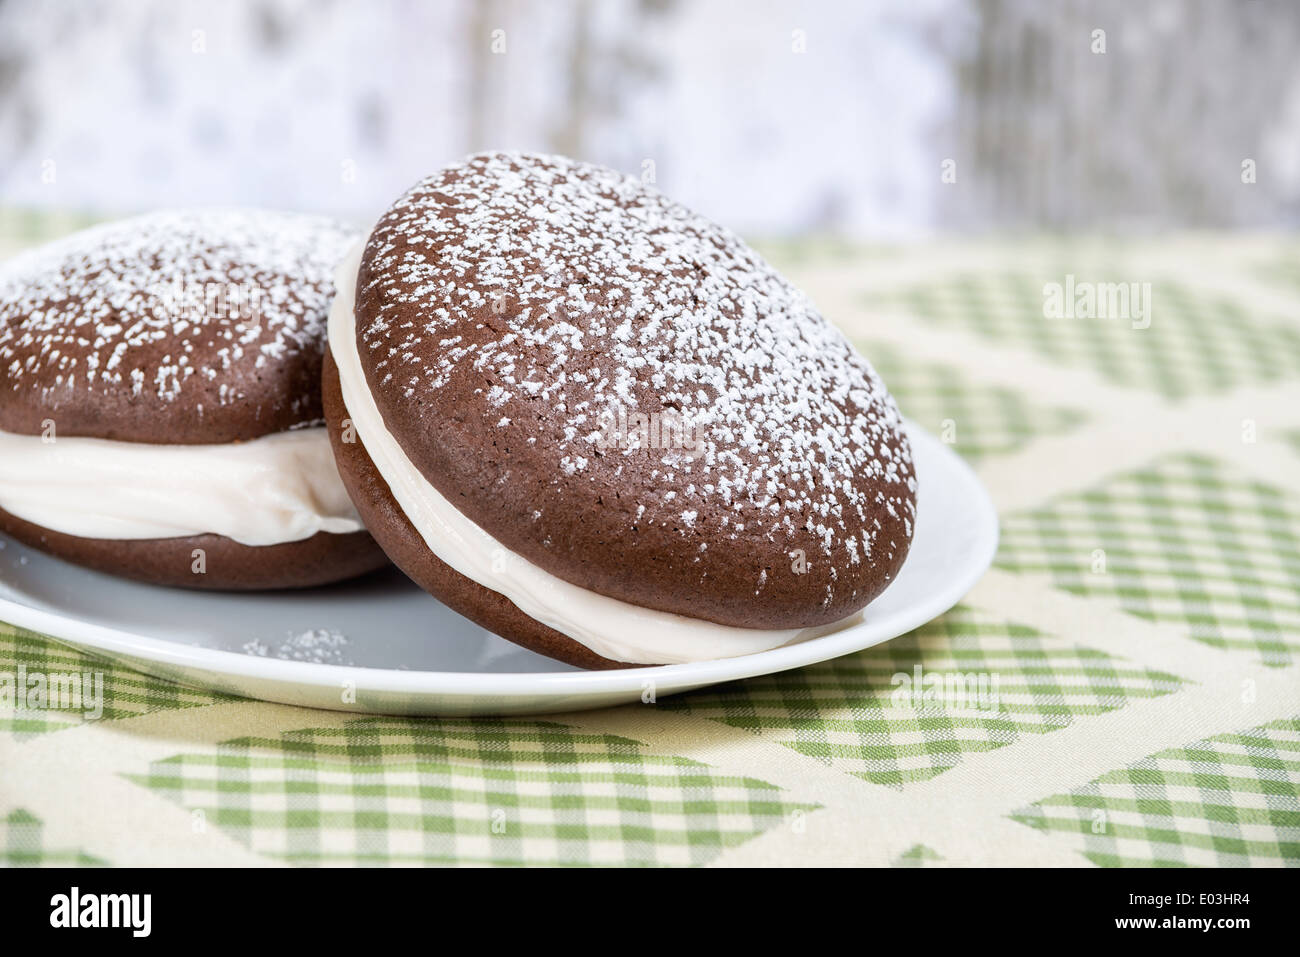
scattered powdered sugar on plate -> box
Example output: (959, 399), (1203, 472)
(242, 628), (351, 665)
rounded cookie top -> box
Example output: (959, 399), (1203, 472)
(354, 152), (915, 629)
(0, 209), (357, 444)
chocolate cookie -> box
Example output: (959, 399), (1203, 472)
(0, 210), (389, 589)
(322, 351), (622, 669)
(326, 152), (915, 665)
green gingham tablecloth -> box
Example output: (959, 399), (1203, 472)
(1, 213), (1298, 867)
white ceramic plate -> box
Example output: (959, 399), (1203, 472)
(0, 423), (997, 715)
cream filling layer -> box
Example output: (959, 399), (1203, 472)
(0, 426), (364, 545)
(330, 241), (857, 664)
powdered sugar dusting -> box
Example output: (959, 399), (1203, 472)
(358, 152), (914, 591)
(243, 628), (351, 665)
(0, 209), (356, 439)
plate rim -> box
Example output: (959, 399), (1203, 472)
(0, 423), (998, 699)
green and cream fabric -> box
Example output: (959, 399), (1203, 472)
(1, 809), (106, 867)
(1, 215), (1297, 866)
(127, 719), (816, 867)
(1012, 718), (1300, 867)
(0, 628), (228, 736)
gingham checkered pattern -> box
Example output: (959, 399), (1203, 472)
(665, 605), (1185, 787)
(1011, 717), (1300, 867)
(866, 270), (1300, 398)
(1, 809), (105, 866)
(2, 213), (1298, 867)
(997, 453), (1300, 667)
(0, 624), (229, 736)
(856, 338), (1087, 461)
(126, 718), (816, 866)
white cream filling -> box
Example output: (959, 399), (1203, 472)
(0, 426), (364, 545)
(330, 241), (858, 664)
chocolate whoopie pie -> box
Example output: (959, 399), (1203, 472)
(0, 210), (389, 589)
(325, 152), (916, 668)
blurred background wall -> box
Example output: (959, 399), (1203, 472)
(0, 0), (1296, 236)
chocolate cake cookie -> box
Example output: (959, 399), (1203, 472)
(0, 210), (389, 589)
(326, 152), (915, 666)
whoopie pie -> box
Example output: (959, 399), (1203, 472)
(325, 152), (916, 667)
(0, 209), (389, 589)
